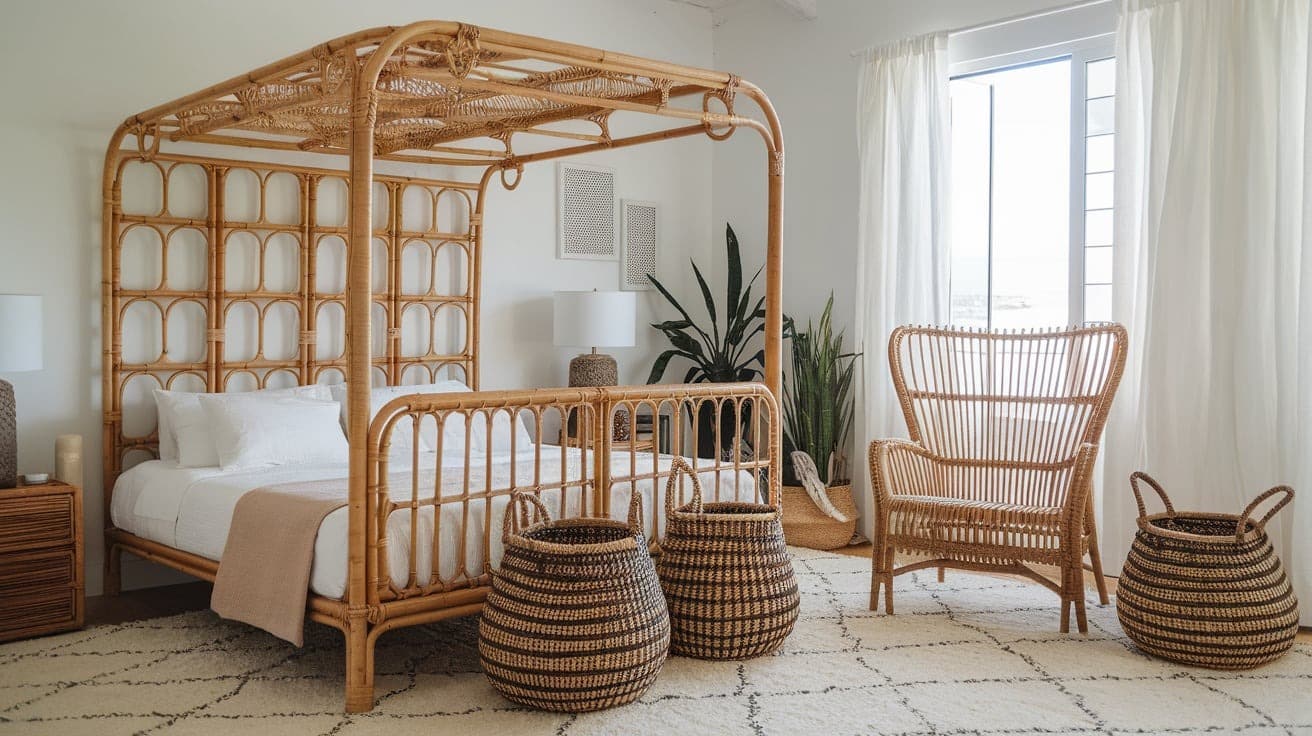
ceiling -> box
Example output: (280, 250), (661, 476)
(672, 0), (819, 21)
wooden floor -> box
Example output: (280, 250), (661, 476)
(88, 549), (1307, 643)
(87, 581), (211, 626)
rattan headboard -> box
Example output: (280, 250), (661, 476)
(104, 152), (482, 479)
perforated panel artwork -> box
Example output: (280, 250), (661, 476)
(620, 200), (658, 291)
(557, 163), (616, 260)
(107, 154), (481, 473)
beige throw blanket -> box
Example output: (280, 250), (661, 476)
(211, 479), (348, 646)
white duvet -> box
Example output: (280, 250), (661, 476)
(111, 447), (758, 599)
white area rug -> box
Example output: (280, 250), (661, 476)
(1, 547), (1309, 735)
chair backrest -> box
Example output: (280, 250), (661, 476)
(888, 324), (1127, 501)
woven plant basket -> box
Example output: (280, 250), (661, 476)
(1117, 472), (1299, 670)
(780, 484), (857, 550)
(658, 458), (799, 660)
(478, 491), (670, 712)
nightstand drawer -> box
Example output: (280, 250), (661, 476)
(0, 492), (75, 553)
(0, 548), (75, 593)
(0, 586), (77, 641)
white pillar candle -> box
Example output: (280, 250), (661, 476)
(55, 434), (82, 487)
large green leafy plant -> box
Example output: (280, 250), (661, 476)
(782, 294), (859, 485)
(646, 224), (765, 385)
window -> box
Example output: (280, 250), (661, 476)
(948, 32), (1115, 329)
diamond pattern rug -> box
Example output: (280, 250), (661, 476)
(1, 547), (1309, 735)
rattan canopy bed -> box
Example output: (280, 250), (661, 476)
(100, 22), (785, 713)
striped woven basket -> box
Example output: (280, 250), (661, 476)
(478, 491), (670, 712)
(1117, 472), (1299, 669)
(657, 458), (799, 660)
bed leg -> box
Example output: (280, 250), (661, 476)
(344, 615), (375, 713)
(103, 541), (121, 597)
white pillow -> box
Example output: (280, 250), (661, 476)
(199, 395), (348, 471)
(173, 399), (221, 468)
(329, 381), (472, 461)
(155, 384), (329, 461)
(476, 409), (536, 455)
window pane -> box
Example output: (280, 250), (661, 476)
(1085, 209), (1113, 246)
(1084, 283), (1112, 322)
(1085, 246), (1113, 284)
(1086, 58), (1115, 98)
(1087, 96), (1115, 135)
(1086, 134), (1114, 173)
(949, 79), (992, 328)
(950, 58), (1073, 330)
(988, 60), (1071, 329)
(1086, 172), (1114, 209)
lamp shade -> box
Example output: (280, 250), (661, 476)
(0, 295), (42, 372)
(553, 290), (636, 348)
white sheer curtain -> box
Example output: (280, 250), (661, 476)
(1105, 0), (1312, 624)
(852, 34), (951, 539)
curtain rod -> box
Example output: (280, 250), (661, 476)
(850, 0), (1113, 57)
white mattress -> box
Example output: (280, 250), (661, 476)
(111, 448), (757, 599)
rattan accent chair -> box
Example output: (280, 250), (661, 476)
(868, 324), (1128, 633)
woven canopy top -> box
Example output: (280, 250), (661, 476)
(114, 22), (776, 169)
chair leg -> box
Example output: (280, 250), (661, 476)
(937, 566), (945, 583)
(870, 511), (894, 613)
(1060, 550), (1089, 635)
(1084, 508), (1111, 606)
(883, 548), (895, 614)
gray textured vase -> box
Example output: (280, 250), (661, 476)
(0, 379), (15, 488)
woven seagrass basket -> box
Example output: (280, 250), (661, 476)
(658, 458), (799, 660)
(1117, 472), (1299, 670)
(478, 491), (670, 712)
(780, 484), (857, 550)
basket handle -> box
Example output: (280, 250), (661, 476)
(626, 482), (646, 534)
(1130, 471), (1175, 520)
(664, 457), (704, 517)
(1236, 485), (1295, 542)
(502, 491), (552, 542)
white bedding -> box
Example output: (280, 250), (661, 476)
(111, 447), (758, 599)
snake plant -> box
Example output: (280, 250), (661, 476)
(782, 293), (860, 485)
(645, 223), (765, 385)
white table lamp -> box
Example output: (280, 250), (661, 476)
(553, 290), (636, 387)
(0, 295), (43, 488)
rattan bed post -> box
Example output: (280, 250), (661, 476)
(740, 83), (785, 407)
(473, 165), (499, 390)
(100, 121), (131, 597)
(345, 39), (380, 714)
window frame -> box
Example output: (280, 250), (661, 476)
(950, 33), (1115, 327)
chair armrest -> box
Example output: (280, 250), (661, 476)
(1059, 442), (1101, 525)
(867, 438), (945, 503)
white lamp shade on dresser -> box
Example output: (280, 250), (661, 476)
(553, 291), (636, 349)
(0, 295), (43, 372)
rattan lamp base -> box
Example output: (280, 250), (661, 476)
(569, 352), (618, 388)
(0, 379), (15, 489)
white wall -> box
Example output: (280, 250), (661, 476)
(0, 0), (714, 594)
(710, 0), (1082, 536)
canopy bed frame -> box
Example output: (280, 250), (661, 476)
(101, 22), (784, 712)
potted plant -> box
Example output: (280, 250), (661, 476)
(780, 294), (861, 550)
(646, 224), (764, 459)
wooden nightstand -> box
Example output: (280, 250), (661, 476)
(558, 429), (657, 452)
(0, 481), (84, 641)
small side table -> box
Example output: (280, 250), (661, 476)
(558, 429), (657, 452)
(0, 480), (84, 641)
